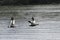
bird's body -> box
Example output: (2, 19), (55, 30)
(28, 21), (38, 26)
(10, 20), (15, 25)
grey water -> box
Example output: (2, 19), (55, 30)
(0, 5), (60, 40)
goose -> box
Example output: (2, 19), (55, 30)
(9, 17), (15, 28)
(28, 17), (39, 26)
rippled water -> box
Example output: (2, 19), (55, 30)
(0, 5), (60, 40)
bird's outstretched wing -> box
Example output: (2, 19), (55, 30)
(28, 21), (32, 23)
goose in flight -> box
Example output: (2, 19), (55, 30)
(28, 17), (39, 26)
